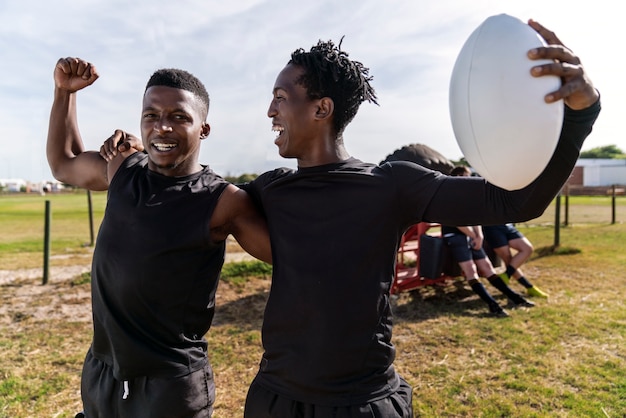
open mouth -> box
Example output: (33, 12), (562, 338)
(272, 124), (284, 139)
(152, 142), (177, 152)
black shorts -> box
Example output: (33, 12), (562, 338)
(444, 233), (487, 263)
(483, 224), (523, 248)
(243, 376), (413, 418)
(80, 349), (215, 418)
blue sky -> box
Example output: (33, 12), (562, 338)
(0, 0), (618, 181)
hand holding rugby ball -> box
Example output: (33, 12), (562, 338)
(449, 14), (563, 191)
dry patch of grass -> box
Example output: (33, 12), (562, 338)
(211, 275), (270, 416)
(0, 274), (92, 417)
(0, 265), (270, 418)
(1, 223), (625, 417)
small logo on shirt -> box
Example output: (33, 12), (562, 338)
(145, 194), (162, 207)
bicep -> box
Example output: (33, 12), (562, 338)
(53, 151), (109, 191)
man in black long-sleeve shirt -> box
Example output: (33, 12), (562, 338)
(242, 19), (601, 417)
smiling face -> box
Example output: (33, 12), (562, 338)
(268, 64), (322, 162)
(141, 85), (210, 177)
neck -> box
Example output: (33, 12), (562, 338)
(297, 142), (350, 168)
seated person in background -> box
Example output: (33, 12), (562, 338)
(442, 222), (538, 317)
(442, 166), (535, 317)
(483, 223), (548, 298)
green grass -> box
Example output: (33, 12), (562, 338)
(1, 193), (625, 417)
(220, 260), (273, 285)
(392, 223), (626, 416)
(0, 191), (107, 269)
(220, 260), (273, 279)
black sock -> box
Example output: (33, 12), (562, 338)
(517, 276), (533, 289)
(505, 264), (516, 278)
(487, 274), (525, 303)
(469, 279), (499, 306)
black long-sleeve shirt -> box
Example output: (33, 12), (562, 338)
(242, 101), (601, 406)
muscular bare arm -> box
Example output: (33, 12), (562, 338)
(46, 57), (108, 191)
(211, 184), (272, 264)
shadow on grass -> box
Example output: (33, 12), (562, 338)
(212, 290), (269, 330)
(214, 275), (518, 330)
(392, 277), (518, 322)
(533, 245), (582, 259)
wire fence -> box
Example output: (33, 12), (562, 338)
(518, 185), (626, 226)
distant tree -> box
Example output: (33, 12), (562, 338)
(580, 145), (626, 159)
(450, 156), (470, 167)
(224, 173), (258, 184)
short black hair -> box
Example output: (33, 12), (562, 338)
(145, 68), (210, 118)
(289, 38), (377, 136)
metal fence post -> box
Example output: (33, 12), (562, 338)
(564, 187), (569, 227)
(611, 185), (616, 224)
(43, 200), (51, 285)
(554, 193), (561, 248)
(87, 190), (95, 246)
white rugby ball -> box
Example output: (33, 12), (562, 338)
(449, 14), (563, 190)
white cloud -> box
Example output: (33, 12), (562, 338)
(0, 0), (620, 180)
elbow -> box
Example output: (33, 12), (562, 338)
(509, 206), (545, 224)
(529, 208), (548, 222)
(47, 160), (73, 185)
(47, 162), (66, 183)
(46, 150), (68, 182)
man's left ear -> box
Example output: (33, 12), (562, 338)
(200, 123), (211, 139)
(315, 98), (334, 120)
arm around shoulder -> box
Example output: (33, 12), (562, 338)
(211, 184), (272, 264)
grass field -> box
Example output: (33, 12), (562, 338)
(0, 192), (625, 417)
(1, 191), (624, 270)
(0, 191), (107, 270)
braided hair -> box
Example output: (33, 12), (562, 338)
(289, 37), (378, 136)
(145, 68), (210, 118)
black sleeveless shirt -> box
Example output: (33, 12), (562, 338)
(91, 153), (229, 380)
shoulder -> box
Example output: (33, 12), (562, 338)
(380, 159), (436, 172)
(258, 167), (295, 183)
(378, 160), (444, 184)
(240, 167), (295, 192)
(116, 152), (148, 177)
(197, 165), (230, 194)
(124, 152), (148, 168)
(108, 152), (148, 188)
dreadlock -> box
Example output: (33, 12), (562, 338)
(145, 68), (210, 118)
(289, 37), (378, 136)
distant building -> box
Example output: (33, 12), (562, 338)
(568, 159), (626, 187)
(0, 178), (27, 192)
(0, 179), (65, 193)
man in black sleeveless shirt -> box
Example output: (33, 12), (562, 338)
(241, 20), (601, 417)
(47, 58), (271, 417)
